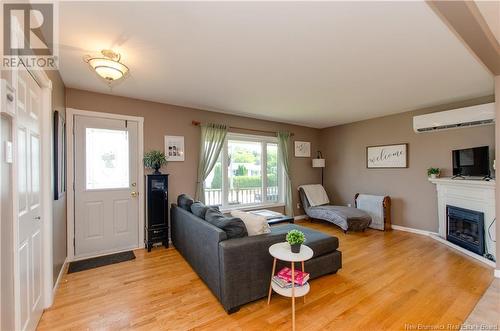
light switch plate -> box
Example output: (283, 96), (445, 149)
(5, 141), (12, 163)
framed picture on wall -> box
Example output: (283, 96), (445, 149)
(53, 111), (66, 200)
(366, 143), (408, 168)
(294, 141), (311, 157)
(165, 135), (185, 161)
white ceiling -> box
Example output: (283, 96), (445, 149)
(58, 1), (494, 128)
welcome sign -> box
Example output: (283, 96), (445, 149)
(367, 143), (408, 168)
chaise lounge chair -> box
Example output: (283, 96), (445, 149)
(299, 184), (372, 232)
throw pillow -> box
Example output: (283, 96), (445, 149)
(205, 208), (248, 239)
(177, 194), (194, 211)
(230, 210), (271, 236)
(191, 201), (209, 219)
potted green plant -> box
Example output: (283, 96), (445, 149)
(144, 150), (167, 175)
(427, 167), (440, 179)
(286, 229), (306, 253)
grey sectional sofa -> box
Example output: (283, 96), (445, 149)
(171, 199), (342, 313)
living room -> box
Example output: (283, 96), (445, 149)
(0, 1), (499, 330)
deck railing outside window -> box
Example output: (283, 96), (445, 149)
(205, 186), (279, 206)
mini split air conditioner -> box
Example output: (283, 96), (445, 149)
(413, 103), (495, 133)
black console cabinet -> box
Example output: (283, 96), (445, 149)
(145, 174), (169, 251)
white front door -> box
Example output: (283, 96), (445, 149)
(74, 115), (139, 258)
(16, 66), (43, 331)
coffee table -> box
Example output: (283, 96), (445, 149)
(267, 242), (313, 331)
(250, 209), (294, 225)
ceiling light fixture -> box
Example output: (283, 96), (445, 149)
(84, 49), (129, 83)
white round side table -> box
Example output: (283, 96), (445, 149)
(267, 242), (314, 331)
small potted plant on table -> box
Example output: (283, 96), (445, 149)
(286, 229), (306, 253)
(427, 167), (440, 179)
(144, 150), (167, 175)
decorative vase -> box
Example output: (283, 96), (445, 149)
(153, 166), (161, 175)
(290, 243), (302, 253)
(430, 174), (438, 179)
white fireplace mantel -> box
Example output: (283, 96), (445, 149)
(429, 177), (496, 265)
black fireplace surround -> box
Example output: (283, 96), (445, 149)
(446, 205), (485, 256)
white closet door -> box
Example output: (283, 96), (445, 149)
(16, 66), (43, 331)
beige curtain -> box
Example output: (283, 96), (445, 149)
(195, 123), (228, 202)
(277, 132), (293, 217)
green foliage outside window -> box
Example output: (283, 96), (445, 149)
(235, 165), (248, 176)
(209, 143), (279, 190)
(211, 164), (223, 189)
(210, 167), (277, 189)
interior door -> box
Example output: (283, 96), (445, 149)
(16, 66), (43, 331)
(74, 115), (139, 258)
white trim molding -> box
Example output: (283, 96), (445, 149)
(495, 269), (500, 278)
(220, 203), (286, 213)
(35, 69), (55, 310)
(52, 258), (68, 298)
(391, 224), (437, 237)
(429, 234), (496, 268)
(66, 108), (145, 261)
(211, 132), (286, 211)
(392, 224), (496, 269)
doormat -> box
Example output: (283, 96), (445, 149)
(68, 251), (136, 274)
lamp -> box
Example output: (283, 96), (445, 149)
(312, 151), (326, 185)
(84, 50), (129, 84)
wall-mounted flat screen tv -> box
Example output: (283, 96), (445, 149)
(452, 146), (489, 177)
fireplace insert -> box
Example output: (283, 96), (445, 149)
(447, 205), (484, 256)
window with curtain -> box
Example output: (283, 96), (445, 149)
(203, 133), (284, 209)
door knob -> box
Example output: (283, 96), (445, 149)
(34, 216), (41, 220)
(131, 191), (138, 197)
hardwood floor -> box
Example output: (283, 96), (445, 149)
(38, 221), (494, 330)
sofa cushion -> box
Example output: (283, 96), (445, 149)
(205, 208), (248, 239)
(191, 201), (209, 219)
(269, 224), (339, 257)
(178, 194), (194, 211)
(230, 210), (271, 236)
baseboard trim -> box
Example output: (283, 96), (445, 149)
(495, 269), (500, 278)
(392, 225), (496, 269)
(429, 234), (496, 268)
(294, 214), (308, 221)
(391, 224), (438, 237)
(53, 257), (68, 297)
